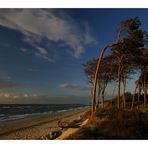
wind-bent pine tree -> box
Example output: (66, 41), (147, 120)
(132, 49), (148, 108)
(110, 17), (145, 109)
(86, 17), (147, 115)
(84, 55), (116, 110)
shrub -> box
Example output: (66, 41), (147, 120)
(67, 110), (148, 139)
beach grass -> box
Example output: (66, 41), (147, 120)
(66, 108), (148, 139)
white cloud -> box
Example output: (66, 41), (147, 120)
(35, 51), (54, 62)
(0, 9), (96, 60)
(34, 46), (54, 62)
(33, 94), (37, 97)
(59, 83), (90, 91)
(59, 83), (70, 88)
(36, 47), (48, 55)
(13, 95), (19, 99)
(1, 93), (37, 98)
(4, 93), (10, 98)
(23, 93), (28, 98)
(84, 23), (96, 44)
(20, 48), (27, 53)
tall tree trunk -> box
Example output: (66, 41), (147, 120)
(122, 66), (126, 110)
(117, 61), (121, 109)
(117, 66), (121, 109)
(122, 75), (126, 110)
(138, 83), (140, 102)
(102, 89), (105, 108)
(117, 56), (124, 109)
(137, 82), (141, 109)
(144, 69), (147, 108)
(131, 84), (138, 109)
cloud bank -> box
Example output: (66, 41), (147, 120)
(0, 92), (90, 104)
(0, 9), (96, 61)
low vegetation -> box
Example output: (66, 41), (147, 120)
(66, 107), (148, 139)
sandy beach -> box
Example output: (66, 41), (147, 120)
(0, 108), (89, 140)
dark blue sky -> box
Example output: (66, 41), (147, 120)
(0, 9), (148, 104)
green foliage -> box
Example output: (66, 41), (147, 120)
(120, 17), (141, 32)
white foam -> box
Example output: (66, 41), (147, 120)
(0, 105), (86, 122)
(0, 111), (55, 122)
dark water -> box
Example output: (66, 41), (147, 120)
(0, 104), (86, 122)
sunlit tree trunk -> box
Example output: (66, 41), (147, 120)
(117, 61), (121, 109)
(91, 42), (118, 115)
(91, 86), (95, 108)
(96, 79), (101, 109)
(91, 45), (109, 115)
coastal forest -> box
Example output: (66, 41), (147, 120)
(84, 17), (148, 112)
(67, 17), (148, 139)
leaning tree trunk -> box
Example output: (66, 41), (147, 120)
(96, 79), (101, 109)
(91, 43), (118, 115)
(91, 86), (94, 107)
(91, 45), (109, 115)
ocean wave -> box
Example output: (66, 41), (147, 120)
(0, 104), (86, 122)
(56, 106), (84, 113)
(0, 111), (54, 122)
(1, 106), (10, 109)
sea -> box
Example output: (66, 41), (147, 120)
(0, 104), (87, 122)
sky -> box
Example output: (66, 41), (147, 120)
(0, 9), (148, 104)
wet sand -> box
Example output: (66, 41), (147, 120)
(0, 108), (89, 140)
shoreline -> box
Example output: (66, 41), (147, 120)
(0, 107), (89, 139)
(0, 106), (86, 123)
